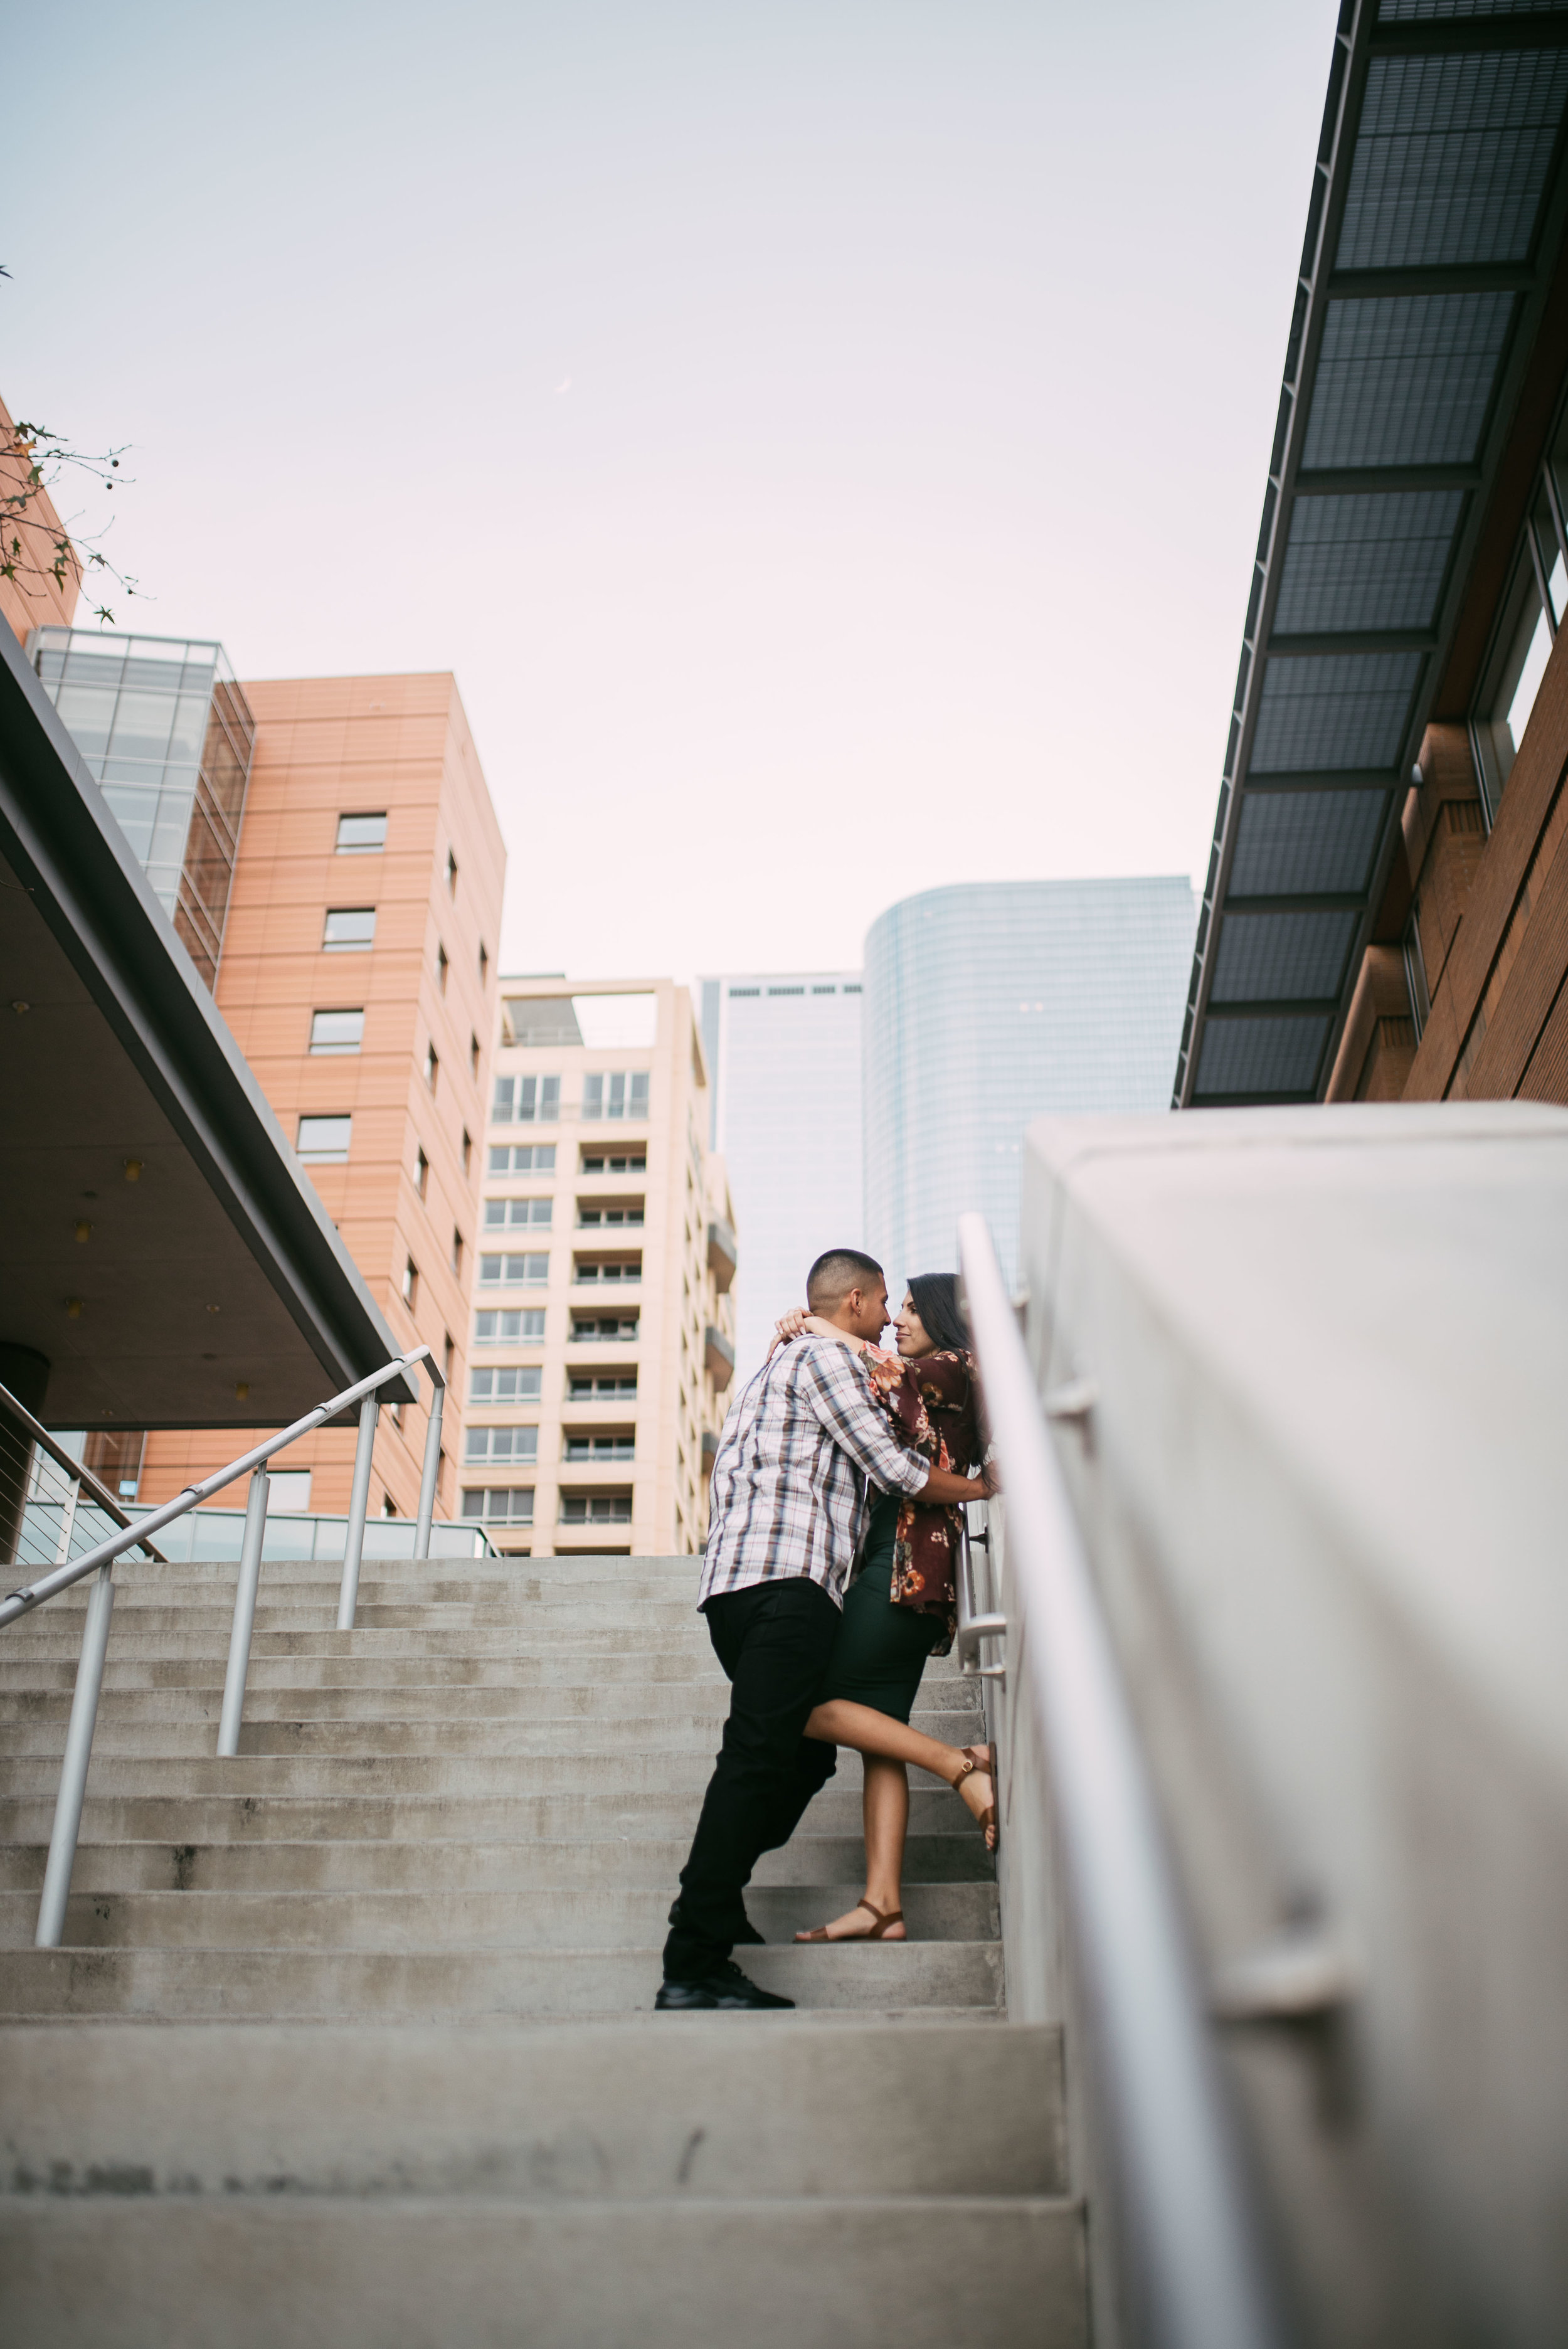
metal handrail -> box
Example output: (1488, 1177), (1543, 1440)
(1, 1343), (448, 1949)
(956, 1513), (1006, 1678)
(956, 1213), (1287, 2349)
(0, 1384), (169, 1565)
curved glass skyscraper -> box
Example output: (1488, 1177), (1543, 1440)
(864, 878), (1195, 1289)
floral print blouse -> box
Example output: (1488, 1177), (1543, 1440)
(860, 1345), (982, 1657)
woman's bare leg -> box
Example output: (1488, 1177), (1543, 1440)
(793, 1699), (996, 1942)
(795, 1756), (910, 1943)
(803, 1697), (994, 1838)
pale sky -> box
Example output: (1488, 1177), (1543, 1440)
(9, 1), (1337, 983)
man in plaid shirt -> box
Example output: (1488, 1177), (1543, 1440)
(658, 1248), (989, 2009)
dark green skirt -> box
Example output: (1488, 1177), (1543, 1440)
(817, 1494), (945, 1724)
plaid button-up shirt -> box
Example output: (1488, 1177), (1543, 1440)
(698, 1337), (930, 1609)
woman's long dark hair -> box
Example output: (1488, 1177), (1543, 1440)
(905, 1272), (970, 1356)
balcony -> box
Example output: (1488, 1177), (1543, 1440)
(704, 1325), (735, 1391)
(707, 1219), (737, 1295)
(568, 1316), (640, 1344)
(573, 1256), (641, 1291)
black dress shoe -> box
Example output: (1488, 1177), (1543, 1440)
(655, 1961), (795, 2011)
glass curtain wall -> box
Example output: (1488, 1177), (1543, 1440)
(28, 627), (256, 988)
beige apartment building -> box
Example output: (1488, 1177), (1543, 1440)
(465, 978), (737, 1556)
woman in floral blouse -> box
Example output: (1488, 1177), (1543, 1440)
(768, 1273), (997, 1944)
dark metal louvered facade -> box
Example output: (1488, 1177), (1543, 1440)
(1176, 0), (1568, 1108)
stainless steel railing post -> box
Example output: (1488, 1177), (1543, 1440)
(35, 1561), (115, 1948)
(217, 1469), (270, 1757)
(414, 1376), (444, 1562)
(337, 1394), (378, 1630)
(53, 1471), (80, 1567)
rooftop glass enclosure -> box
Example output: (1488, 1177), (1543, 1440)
(27, 627), (255, 988)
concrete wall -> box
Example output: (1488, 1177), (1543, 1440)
(1000, 1104), (1568, 2348)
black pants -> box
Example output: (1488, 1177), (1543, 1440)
(662, 1576), (840, 1981)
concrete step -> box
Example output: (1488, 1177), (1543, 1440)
(0, 1752), (990, 1805)
(0, 1680), (981, 1727)
(73, 1553), (701, 1586)
(0, 1880), (1000, 1951)
(0, 1642), (977, 1689)
(1, 1625), (724, 1658)
(12, 1599), (712, 1637)
(0, 1721), (982, 1769)
(0, 2194), (1087, 2349)
(0, 1938), (1006, 2018)
(0, 1831), (996, 1894)
(0, 1783), (982, 1845)
(0, 2017), (1065, 2195)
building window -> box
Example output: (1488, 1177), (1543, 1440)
(581, 1071), (649, 1122)
(580, 1151), (646, 1174)
(443, 1332), (455, 1379)
(559, 1494), (632, 1525)
(336, 812), (386, 854)
(574, 1257), (640, 1285)
(479, 942), (489, 983)
(564, 1433), (635, 1460)
(438, 943), (449, 995)
(578, 1204), (643, 1228)
(462, 1487), (534, 1525)
(415, 1147), (429, 1199)
(446, 849), (458, 896)
(309, 1008), (364, 1054)
(571, 1315), (639, 1340)
(843, 983), (862, 994)
(452, 1228), (464, 1274)
(1472, 440), (1568, 821)
(470, 1365), (543, 1403)
(465, 1424), (538, 1465)
(323, 907), (376, 952)
(403, 1256), (418, 1305)
(484, 1197), (553, 1230)
(492, 1074), (560, 1124)
(425, 1043), (439, 1093)
(475, 1308), (546, 1344)
(569, 1373), (638, 1397)
(461, 1128), (472, 1175)
(479, 1251), (549, 1286)
(470, 1031), (480, 1079)
(490, 1143), (557, 1174)
(297, 1115), (352, 1163)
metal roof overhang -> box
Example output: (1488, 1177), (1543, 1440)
(1177, 0), (1568, 1109)
(0, 620), (411, 1428)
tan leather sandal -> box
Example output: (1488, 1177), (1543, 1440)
(794, 1897), (905, 1944)
(953, 1747), (999, 1854)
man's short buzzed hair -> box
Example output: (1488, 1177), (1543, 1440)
(806, 1248), (885, 1311)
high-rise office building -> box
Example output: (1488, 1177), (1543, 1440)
(701, 972), (863, 1384)
(863, 879), (1195, 1290)
(31, 642), (504, 1522)
(469, 978), (737, 1556)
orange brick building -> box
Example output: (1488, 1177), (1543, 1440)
(1, 394), (82, 644)
(139, 672), (504, 1518)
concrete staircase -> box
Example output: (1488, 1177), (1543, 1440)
(0, 1552), (1086, 2345)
